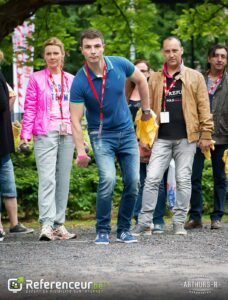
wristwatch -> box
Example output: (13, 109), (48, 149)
(142, 109), (151, 115)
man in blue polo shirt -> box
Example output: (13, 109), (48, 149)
(70, 28), (151, 245)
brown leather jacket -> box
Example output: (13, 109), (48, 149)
(148, 66), (214, 143)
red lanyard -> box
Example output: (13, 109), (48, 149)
(163, 76), (177, 111)
(85, 61), (107, 130)
(49, 71), (64, 119)
(208, 74), (222, 95)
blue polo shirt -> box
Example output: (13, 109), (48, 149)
(70, 56), (135, 132)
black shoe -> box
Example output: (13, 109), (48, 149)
(9, 223), (34, 234)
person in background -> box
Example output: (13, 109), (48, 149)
(0, 50), (34, 241)
(186, 44), (228, 230)
(126, 59), (167, 234)
(19, 38), (76, 241)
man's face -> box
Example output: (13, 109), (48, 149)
(135, 62), (150, 80)
(208, 48), (227, 73)
(80, 38), (105, 64)
(163, 39), (183, 69)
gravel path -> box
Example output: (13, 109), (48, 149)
(1, 223), (228, 300)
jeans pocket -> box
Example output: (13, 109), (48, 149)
(89, 133), (101, 151)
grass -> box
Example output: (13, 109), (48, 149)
(2, 213), (228, 231)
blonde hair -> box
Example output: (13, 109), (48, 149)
(0, 50), (4, 63)
(43, 37), (65, 67)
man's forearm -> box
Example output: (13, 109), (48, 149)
(137, 79), (150, 110)
(71, 121), (86, 156)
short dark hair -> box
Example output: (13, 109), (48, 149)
(207, 44), (228, 69)
(134, 59), (150, 71)
(80, 28), (104, 46)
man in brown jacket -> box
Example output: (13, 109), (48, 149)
(132, 37), (214, 236)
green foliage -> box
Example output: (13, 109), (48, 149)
(201, 160), (214, 214)
(11, 142), (219, 220)
(28, 5), (78, 70)
(0, 0), (162, 71)
(10, 136), (226, 220)
(10, 139), (123, 220)
(68, 161), (123, 219)
(89, 0), (160, 63)
(0, 0), (228, 74)
(11, 143), (38, 219)
(173, 0), (228, 42)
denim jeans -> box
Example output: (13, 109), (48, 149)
(189, 144), (228, 221)
(34, 132), (74, 226)
(138, 138), (196, 226)
(89, 128), (139, 235)
(0, 154), (17, 212)
(133, 162), (167, 225)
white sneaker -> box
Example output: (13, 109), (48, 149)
(53, 225), (77, 240)
(173, 223), (187, 235)
(39, 225), (55, 241)
(0, 228), (5, 242)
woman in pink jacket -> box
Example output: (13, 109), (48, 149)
(20, 37), (76, 241)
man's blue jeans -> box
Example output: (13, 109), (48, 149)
(89, 128), (139, 235)
(133, 163), (167, 225)
(189, 145), (228, 221)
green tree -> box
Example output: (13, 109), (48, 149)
(0, 0), (94, 42)
(173, 0), (228, 42)
(89, 0), (160, 66)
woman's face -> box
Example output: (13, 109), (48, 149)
(44, 45), (64, 71)
(135, 62), (150, 80)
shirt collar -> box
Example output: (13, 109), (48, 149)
(163, 61), (184, 78)
(83, 56), (113, 79)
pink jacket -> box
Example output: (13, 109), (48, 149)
(20, 68), (74, 140)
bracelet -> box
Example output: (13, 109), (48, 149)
(77, 155), (89, 161)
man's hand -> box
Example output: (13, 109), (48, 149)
(139, 141), (151, 151)
(76, 155), (91, 168)
(141, 112), (152, 122)
(198, 139), (213, 152)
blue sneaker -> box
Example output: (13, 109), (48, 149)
(117, 231), (137, 243)
(95, 232), (110, 245)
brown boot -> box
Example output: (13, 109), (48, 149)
(211, 220), (221, 230)
(184, 219), (202, 229)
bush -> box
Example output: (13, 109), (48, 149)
(9, 136), (225, 220)
(10, 147), (123, 220)
(201, 160), (214, 214)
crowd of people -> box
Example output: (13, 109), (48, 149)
(0, 28), (227, 244)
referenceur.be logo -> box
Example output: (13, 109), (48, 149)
(8, 277), (107, 294)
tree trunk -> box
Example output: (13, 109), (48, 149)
(0, 0), (94, 42)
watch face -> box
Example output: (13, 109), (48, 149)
(143, 110), (150, 115)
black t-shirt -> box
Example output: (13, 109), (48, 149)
(158, 75), (187, 140)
